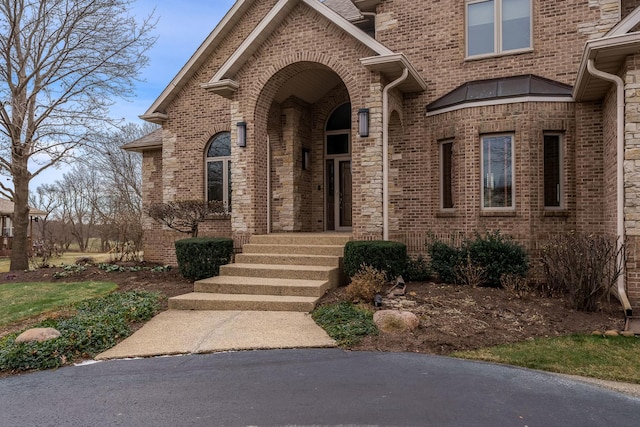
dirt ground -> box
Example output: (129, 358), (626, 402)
(318, 281), (626, 355)
(0, 265), (627, 355)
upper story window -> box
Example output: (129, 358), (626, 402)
(466, 0), (532, 58)
(206, 132), (232, 212)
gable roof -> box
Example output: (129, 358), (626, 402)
(0, 199), (47, 217)
(142, 0), (425, 123)
(427, 75), (573, 115)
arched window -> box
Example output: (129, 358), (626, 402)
(206, 132), (231, 211)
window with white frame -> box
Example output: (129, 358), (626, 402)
(206, 132), (232, 212)
(543, 133), (562, 208)
(466, 0), (531, 58)
(441, 140), (454, 210)
(482, 134), (514, 209)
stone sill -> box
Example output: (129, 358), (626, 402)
(436, 211), (457, 218)
(542, 210), (570, 218)
(479, 210), (517, 217)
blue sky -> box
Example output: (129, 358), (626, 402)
(31, 0), (236, 189)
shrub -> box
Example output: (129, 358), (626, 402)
(500, 273), (534, 299)
(427, 232), (528, 287)
(345, 265), (387, 303)
(343, 240), (407, 279)
(175, 237), (234, 281)
(0, 291), (160, 372)
(427, 240), (465, 284)
(404, 254), (432, 282)
(312, 302), (378, 346)
(540, 233), (623, 312)
(464, 231), (528, 287)
(454, 255), (486, 287)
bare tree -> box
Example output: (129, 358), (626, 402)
(0, 0), (156, 270)
(55, 165), (101, 252)
(86, 122), (154, 258)
(28, 183), (59, 244)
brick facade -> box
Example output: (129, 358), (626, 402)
(136, 0), (640, 306)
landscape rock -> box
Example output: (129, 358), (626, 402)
(374, 310), (419, 334)
(15, 328), (61, 343)
(621, 331), (636, 337)
(604, 330), (620, 337)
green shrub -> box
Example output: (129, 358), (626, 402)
(465, 231), (528, 287)
(427, 240), (464, 284)
(343, 240), (407, 279)
(0, 291), (160, 373)
(404, 254), (432, 282)
(175, 237), (234, 281)
(312, 302), (378, 346)
(427, 232), (528, 287)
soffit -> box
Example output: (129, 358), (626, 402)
(274, 68), (344, 103)
(574, 32), (640, 101)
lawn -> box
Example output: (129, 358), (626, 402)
(453, 334), (640, 384)
(0, 281), (118, 327)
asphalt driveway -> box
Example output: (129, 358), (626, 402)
(1, 349), (638, 426)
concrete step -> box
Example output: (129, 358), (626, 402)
(168, 292), (319, 312)
(235, 253), (341, 267)
(242, 243), (345, 257)
(249, 233), (351, 246)
(194, 276), (330, 297)
(220, 263), (341, 284)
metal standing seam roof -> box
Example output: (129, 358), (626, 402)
(426, 74), (574, 112)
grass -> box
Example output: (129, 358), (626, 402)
(312, 302), (378, 346)
(0, 281), (118, 328)
(453, 334), (640, 384)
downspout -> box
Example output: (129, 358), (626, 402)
(383, 67), (409, 240)
(586, 59), (633, 316)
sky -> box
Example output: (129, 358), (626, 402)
(30, 0), (237, 189)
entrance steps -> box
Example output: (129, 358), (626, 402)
(168, 233), (351, 312)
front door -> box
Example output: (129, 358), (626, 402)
(326, 157), (352, 230)
(325, 103), (352, 231)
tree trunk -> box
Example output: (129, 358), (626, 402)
(10, 166), (31, 271)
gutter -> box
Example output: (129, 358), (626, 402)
(382, 67), (409, 240)
(586, 59), (633, 316)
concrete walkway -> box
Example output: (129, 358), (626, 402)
(95, 310), (336, 360)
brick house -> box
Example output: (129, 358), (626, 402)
(125, 0), (640, 310)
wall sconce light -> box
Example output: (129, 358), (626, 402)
(237, 121), (247, 147)
(358, 108), (369, 137)
(302, 148), (310, 170)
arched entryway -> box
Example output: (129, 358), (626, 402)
(255, 61), (353, 233)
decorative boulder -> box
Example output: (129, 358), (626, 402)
(15, 328), (61, 343)
(373, 310), (419, 334)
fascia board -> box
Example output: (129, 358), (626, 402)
(607, 6), (640, 37)
(360, 53), (427, 92)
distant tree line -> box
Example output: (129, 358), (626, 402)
(29, 122), (156, 260)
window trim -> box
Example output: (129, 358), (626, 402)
(205, 132), (232, 213)
(543, 132), (564, 210)
(440, 140), (455, 211)
(480, 133), (516, 211)
(465, 0), (533, 59)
